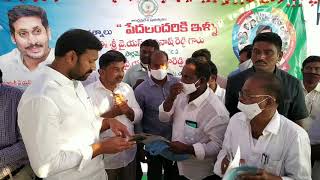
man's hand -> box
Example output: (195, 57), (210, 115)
(163, 83), (183, 112)
(102, 118), (131, 137)
(169, 141), (194, 155)
(117, 101), (131, 115)
(168, 83), (183, 100)
(239, 169), (281, 180)
(221, 155), (230, 174)
(92, 136), (135, 157)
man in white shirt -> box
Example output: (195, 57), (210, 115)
(159, 57), (230, 180)
(207, 59), (225, 103)
(85, 50), (142, 180)
(300, 56), (320, 180)
(18, 29), (135, 180)
(214, 73), (311, 180)
(0, 5), (54, 90)
(123, 39), (159, 89)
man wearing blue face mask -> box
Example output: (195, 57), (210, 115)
(214, 73), (311, 180)
(134, 50), (179, 180)
(159, 57), (229, 180)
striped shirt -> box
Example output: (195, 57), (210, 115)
(0, 84), (28, 178)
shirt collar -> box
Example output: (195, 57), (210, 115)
(189, 87), (210, 107)
(95, 78), (119, 93)
(301, 80), (320, 93)
(214, 84), (223, 95)
(135, 63), (148, 72)
(45, 66), (74, 87)
(262, 111), (281, 135)
(316, 83), (320, 92)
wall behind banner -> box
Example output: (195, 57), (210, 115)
(0, 0), (307, 78)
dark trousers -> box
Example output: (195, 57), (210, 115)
(147, 155), (176, 180)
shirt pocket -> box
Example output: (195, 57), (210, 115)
(264, 158), (283, 176)
(184, 123), (199, 144)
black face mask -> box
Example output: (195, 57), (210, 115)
(303, 72), (320, 84)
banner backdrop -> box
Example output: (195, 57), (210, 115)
(0, 0), (306, 78)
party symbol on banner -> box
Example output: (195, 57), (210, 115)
(138, 0), (158, 17)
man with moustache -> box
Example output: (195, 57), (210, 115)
(0, 5), (54, 90)
(300, 56), (320, 180)
(18, 29), (135, 180)
(225, 32), (308, 124)
(85, 50), (142, 180)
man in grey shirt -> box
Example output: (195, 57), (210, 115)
(134, 50), (179, 180)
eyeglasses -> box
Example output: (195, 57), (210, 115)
(239, 91), (274, 100)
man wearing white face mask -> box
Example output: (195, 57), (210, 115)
(159, 57), (229, 180)
(228, 45), (253, 78)
(214, 73), (311, 180)
(134, 50), (179, 180)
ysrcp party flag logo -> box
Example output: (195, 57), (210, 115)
(139, 0), (158, 17)
(232, 6), (296, 71)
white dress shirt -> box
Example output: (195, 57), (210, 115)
(159, 87), (229, 180)
(301, 82), (320, 144)
(17, 66), (106, 180)
(85, 80), (142, 169)
(0, 48), (54, 90)
(302, 82), (320, 180)
(213, 84), (226, 104)
(214, 111), (312, 180)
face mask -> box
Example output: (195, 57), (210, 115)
(181, 79), (200, 95)
(239, 59), (253, 72)
(150, 69), (167, 80)
(237, 98), (268, 120)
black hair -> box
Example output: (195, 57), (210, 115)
(185, 57), (211, 81)
(8, 5), (49, 34)
(302, 56), (320, 69)
(247, 72), (282, 104)
(55, 29), (102, 57)
(191, 49), (212, 62)
(208, 60), (217, 76)
(140, 39), (160, 50)
(99, 50), (126, 69)
(239, 44), (253, 59)
(150, 50), (169, 64)
(253, 32), (282, 52)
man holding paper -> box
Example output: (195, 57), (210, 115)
(214, 73), (311, 180)
(159, 57), (229, 180)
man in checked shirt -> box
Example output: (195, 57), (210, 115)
(0, 68), (37, 180)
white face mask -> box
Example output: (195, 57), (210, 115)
(237, 98), (268, 120)
(150, 69), (167, 80)
(239, 59), (253, 72)
(181, 79), (200, 95)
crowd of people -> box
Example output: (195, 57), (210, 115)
(1, 4), (320, 180)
